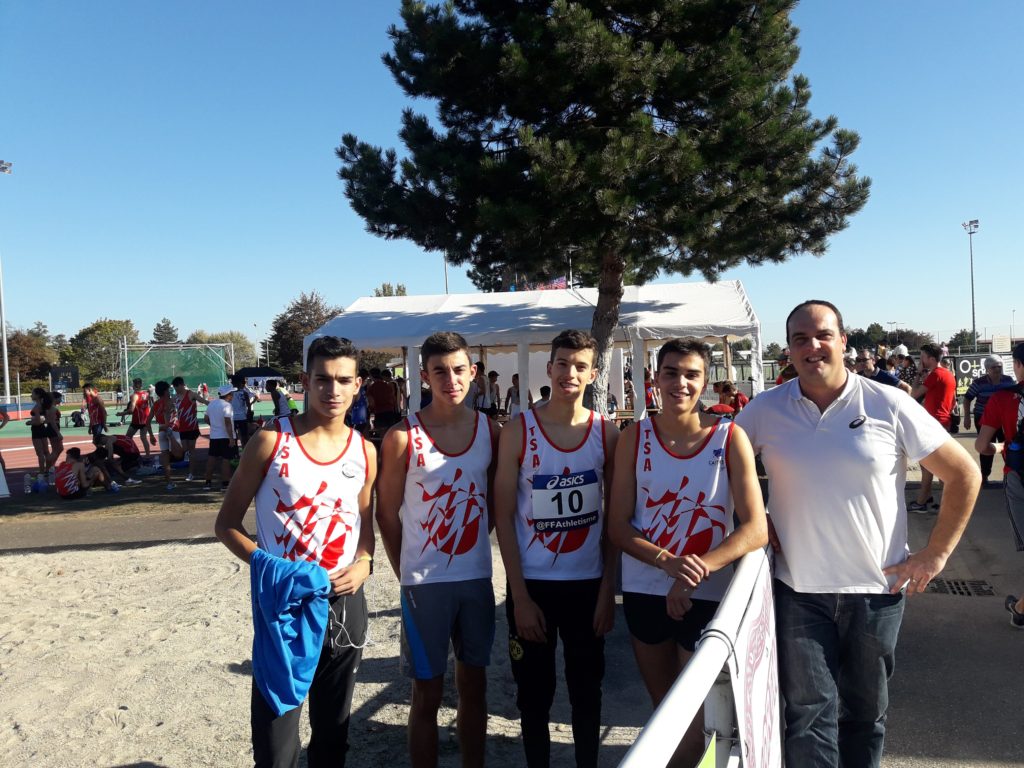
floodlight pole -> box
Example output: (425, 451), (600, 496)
(962, 219), (979, 352)
(0, 159), (12, 403)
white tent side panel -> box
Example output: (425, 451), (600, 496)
(304, 280), (763, 393)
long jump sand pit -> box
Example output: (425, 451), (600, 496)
(0, 538), (647, 767)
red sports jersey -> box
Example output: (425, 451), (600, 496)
(113, 434), (140, 456)
(153, 398), (177, 429)
(85, 393), (104, 426)
(55, 461), (80, 496)
(176, 391), (199, 431)
(131, 391), (151, 426)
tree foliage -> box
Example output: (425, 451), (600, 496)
(67, 319), (140, 381)
(5, 326), (56, 379)
(338, 0), (870, 409)
(946, 328), (975, 352)
(186, 330), (258, 369)
(152, 317), (180, 344)
(373, 282), (408, 297)
(270, 291), (343, 377)
(763, 341), (783, 359)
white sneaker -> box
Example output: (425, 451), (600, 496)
(185, 473), (194, 482)
(166, 482), (176, 491)
(124, 478), (142, 486)
(109, 482), (121, 494)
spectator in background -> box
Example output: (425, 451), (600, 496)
(504, 372), (532, 418)
(964, 355), (1016, 488)
(230, 373), (260, 447)
(368, 368), (402, 430)
(122, 378), (156, 460)
(173, 376), (209, 483)
(893, 345), (917, 387)
(0, 407), (9, 472)
(266, 379), (291, 420)
(55, 447), (119, 499)
(975, 343), (1024, 626)
(909, 344), (957, 512)
(855, 351), (912, 394)
(535, 385), (551, 407)
(204, 385), (236, 490)
(83, 383), (108, 445)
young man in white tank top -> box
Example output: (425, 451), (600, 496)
(215, 336), (377, 768)
(376, 331), (500, 768)
(608, 339), (766, 766)
(494, 329), (619, 768)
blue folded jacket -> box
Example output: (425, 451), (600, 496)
(250, 548), (331, 716)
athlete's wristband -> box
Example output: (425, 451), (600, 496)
(355, 554), (374, 574)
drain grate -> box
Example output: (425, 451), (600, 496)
(926, 579), (995, 597)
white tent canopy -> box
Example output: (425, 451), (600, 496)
(305, 280), (762, 417)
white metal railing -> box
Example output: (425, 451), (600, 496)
(618, 547), (774, 768)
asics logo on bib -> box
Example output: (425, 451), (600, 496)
(545, 474), (586, 490)
(849, 416), (866, 429)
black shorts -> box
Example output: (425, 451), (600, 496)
(622, 592), (719, 651)
(178, 429), (201, 442)
(31, 425), (56, 440)
(128, 421), (151, 432)
(208, 438), (234, 459)
(234, 420), (250, 440)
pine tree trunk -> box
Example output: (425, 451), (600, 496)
(590, 250), (625, 415)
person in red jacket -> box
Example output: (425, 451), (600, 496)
(976, 343), (1024, 627)
(909, 344), (956, 511)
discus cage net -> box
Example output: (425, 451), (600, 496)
(120, 340), (234, 393)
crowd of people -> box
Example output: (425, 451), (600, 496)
(206, 298), (1023, 768)
(10, 372), (301, 499)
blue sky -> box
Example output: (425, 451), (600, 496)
(1, 1), (1021, 348)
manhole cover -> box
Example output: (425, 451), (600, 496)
(926, 579), (995, 597)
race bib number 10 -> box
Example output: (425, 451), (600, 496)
(531, 470), (600, 533)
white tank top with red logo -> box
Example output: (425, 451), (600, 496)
(399, 411), (493, 586)
(622, 417), (735, 601)
(515, 408), (608, 581)
(254, 417), (368, 575)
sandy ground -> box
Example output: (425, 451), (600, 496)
(0, 536), (648, 768)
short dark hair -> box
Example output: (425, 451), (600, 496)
(66, 447), (82, 460)
(420, 332), (470, 369)
(550, 329), (598, 364)
(539, 385), (551, 398)
(1013, 342), (1024, 367)
(370, 367), (382, 377)
(266, 379), (278, 389)
(132, 377), (143, 387)
(230, 373), (244, 388)
(305, 336), (358, 371)
(785, 300), (845, 342)
(656, 338), (711, 373)
(171, 376), (185, 387)
(155, 381), (171, 397)
(920, 343), (942, 361)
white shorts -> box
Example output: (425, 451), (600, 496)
(158, 429), (181, 452)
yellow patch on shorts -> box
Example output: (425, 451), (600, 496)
(509, 637), (524, 662)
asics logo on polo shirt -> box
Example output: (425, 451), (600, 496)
(849, 416), (866, 429)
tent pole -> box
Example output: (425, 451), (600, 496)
(631, 335), (647, 421)
(517, 342), (530, 412)
(408, 346), (422, 413)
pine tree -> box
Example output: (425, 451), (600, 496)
(270, 291), (343, 376)
(339, 0), (870, 407)
(152, 318), (179, 344)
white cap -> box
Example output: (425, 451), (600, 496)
(218, 384), (234, 396)
(893, 344), (909, 357)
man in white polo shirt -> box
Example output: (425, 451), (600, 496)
(736, 300), (980, 768)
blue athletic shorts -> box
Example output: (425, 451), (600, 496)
(400, 577), (495, 679)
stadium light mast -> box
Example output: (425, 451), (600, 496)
(0, 159), (13, 404)
(962, 219), (979, 352)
